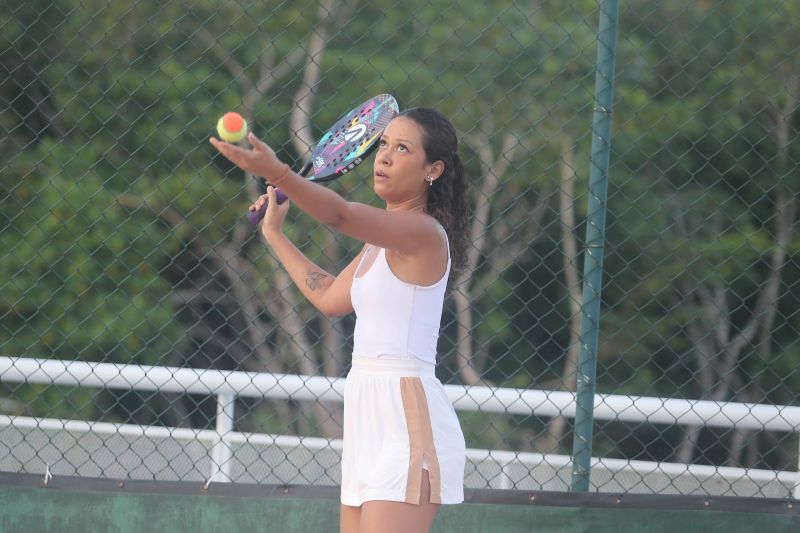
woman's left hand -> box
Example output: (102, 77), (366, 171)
(209, 132), (287, 181)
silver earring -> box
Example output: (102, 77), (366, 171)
(426, 175), (433, 187)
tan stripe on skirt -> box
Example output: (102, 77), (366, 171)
(400, 377), (442, 505)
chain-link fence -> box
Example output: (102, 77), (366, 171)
(2, 0), (799, 500)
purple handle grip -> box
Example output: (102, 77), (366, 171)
(246, 190), (288, 225)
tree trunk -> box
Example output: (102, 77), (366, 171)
(673, 84), (797, 463)
(538, 136), (581, 453)
(290, 0), (337, 158)
(455, 132), (522, 385)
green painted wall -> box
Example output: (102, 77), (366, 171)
(1, 487), (797, 533)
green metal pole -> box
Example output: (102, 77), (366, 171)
(570, 0), (620, 493)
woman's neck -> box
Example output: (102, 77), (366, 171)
(386, 195), (427, 212)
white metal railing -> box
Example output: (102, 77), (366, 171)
(2, 356), (799, 497)
(3, 414), (797, 496)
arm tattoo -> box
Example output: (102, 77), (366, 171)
(304, 268), (331, 291)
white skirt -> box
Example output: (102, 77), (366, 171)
(340, 356), (466, 506)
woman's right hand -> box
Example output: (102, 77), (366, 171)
(210, 132), (287, 182)
(250, 186), (290, 240)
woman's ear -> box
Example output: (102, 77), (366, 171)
(429, 160), (445, 180)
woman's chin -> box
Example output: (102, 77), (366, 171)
(372, 181), (391, 201)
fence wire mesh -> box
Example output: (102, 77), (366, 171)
(2, 0), (800, 498)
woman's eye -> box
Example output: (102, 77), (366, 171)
(398, 144), (408, 152)
(378, 140), (387, 148)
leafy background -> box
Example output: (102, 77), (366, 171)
(2, 0), (799, 479)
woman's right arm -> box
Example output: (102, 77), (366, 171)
(257, 186), (364, 318)
(211, 134), (442, 257)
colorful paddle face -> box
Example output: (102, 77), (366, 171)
(246, 94), (399, 225)
(307, 93), (399, 181)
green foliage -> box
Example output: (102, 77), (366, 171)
(1, 0), (799, 471)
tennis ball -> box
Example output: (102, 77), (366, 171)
(216, 112), (248, 143)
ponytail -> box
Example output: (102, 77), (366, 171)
(399, 108), (470, 288)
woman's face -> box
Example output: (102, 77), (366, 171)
(372, 116), (440, 206)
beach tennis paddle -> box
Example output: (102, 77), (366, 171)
(247, 94), (400, 224)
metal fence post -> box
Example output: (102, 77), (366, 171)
(210, 393), (235, 483)
(570, 0), (620, 493)
(796, 435), (800, 500)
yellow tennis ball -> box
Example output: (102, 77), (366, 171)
(216, 112), (248, 142)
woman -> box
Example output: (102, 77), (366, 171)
(210, 107), (469, 533)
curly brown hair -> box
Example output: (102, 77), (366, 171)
(398, 108), (469, 286)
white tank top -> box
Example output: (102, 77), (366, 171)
(350, 236), (450, 365)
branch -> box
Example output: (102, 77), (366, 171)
(459, 131), (521, 282)
(451, 130), (523, 385)
(249, 47), (308, 111)
(722, 190), (795, 376)
(537, 135), (581, 453)
(114, 192), (281, 372)
(472, 194), (548, 296)
(290, 0), (338, 157)
(193, 26), (248, 90)
(557, 135), (581, 390)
